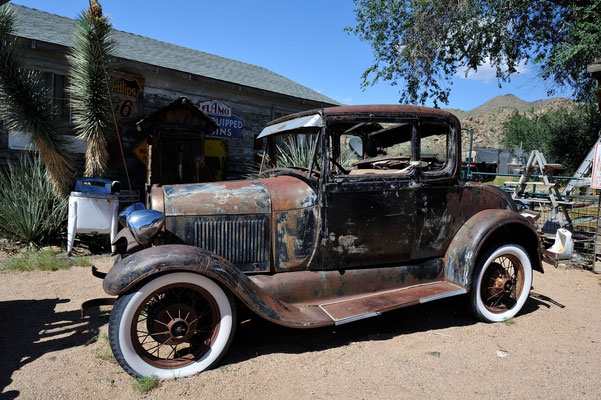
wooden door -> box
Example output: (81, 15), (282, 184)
(153, 130), (204, 185)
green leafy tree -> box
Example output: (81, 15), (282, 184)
(503, 102), (601, 173)
(68, 0), (116, 177)
(0, 4), (75, 196)
(347, 0), (601, 106)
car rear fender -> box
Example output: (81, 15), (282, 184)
(102, 244), (332, 328)
(443, 209), (543, 291)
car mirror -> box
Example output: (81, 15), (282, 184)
(348, 137), (363, 157)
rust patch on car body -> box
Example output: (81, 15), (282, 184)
(250, 258), (443, 304)
(260, 176), (318, 211)
(163, 180), (271, 216)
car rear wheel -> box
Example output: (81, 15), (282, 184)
(109, 272), (236, 379)
(470, 244), (532, 322)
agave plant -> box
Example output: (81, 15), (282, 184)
(0, 155), (68, 244)
(0, 4), (75, 196)
(67, 0), (116, 177)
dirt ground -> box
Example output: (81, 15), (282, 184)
(1, 257), (601, 400)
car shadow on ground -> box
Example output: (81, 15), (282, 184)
(0, 298), (106, 399)
(222, 292), (560, 367)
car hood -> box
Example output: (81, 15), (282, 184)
(161, 175), (318, 216)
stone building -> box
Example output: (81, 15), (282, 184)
(2, 5), (338, 201)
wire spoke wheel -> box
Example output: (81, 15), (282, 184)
(470, 244), (533, 323)
(480, 256), (524, 314)
(132, 283), (220, 369)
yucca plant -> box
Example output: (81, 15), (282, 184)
(0, 155), (68, 245)
(246, 134), (321, 178)
(68, 0), (116, 177)
(0, 4), (75, 196)
(275, 135), (321, 170)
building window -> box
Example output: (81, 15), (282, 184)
(41, 71), (71, 122)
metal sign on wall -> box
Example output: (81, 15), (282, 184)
(199, 99), (245, 140)
(113, 72), (144, 121)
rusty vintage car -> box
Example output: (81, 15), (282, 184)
(102, 105), (542, 379)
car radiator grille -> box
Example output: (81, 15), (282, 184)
(194, 216), (269, 266)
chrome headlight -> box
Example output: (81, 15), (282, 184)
(119, 202), (146, 227)
(126, 209), (165, 245)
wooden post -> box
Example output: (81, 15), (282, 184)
(594, 189), (601, 273)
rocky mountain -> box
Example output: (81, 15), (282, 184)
(443, 94), (575, 150)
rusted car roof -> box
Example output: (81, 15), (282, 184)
(265, 104), (459, 128)
(322, 104), (455, 119)
(258, 104), (461, 139)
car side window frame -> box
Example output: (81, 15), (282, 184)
(324, 118), (419, 184)
(417, 117), (459, 182)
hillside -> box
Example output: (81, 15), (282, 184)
(443, 94), (575, 150)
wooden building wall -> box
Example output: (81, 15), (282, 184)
(0, 38), (334, 201)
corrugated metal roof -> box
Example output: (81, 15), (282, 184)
(11, 5), (339, 105)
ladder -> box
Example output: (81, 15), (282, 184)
(562, 136), (601, 198)
(505, 150), (572, 231)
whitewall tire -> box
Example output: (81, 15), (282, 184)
(109, 272), (236, 379)
(470, 244), (532, 322)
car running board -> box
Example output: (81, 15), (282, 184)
(304, 281), (466, 325)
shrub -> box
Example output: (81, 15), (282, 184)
(503, 102), (601, 174)
(0, 155), (68, 244)
(132, 374), (160, 393)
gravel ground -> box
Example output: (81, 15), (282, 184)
(1, 257), (601, 400)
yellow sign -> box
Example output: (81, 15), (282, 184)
(205, 139), (227, 181)
(133, 139), (148, 166)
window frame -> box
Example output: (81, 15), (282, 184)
(324, 117), (419, 182)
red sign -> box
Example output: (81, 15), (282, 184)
(591, 142), (601, 189)
(199, 100), (231, 117)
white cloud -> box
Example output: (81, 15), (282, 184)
(334, 96), (352, 105)
(456, 57), (529, 82)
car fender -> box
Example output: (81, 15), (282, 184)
(102, 244), (332, 328)
(443, 209), (543, 290)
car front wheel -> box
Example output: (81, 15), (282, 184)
(470, 244), (532, 322)
(109, 272), (236, 379)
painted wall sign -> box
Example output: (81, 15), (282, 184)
(112, 72), (144, 121)
(119, 190), (141, 203)
(199, 99), (245, 140)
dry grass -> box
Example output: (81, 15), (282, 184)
(1, 249), (68, 272)
(85, 133), (109, 177)
(38, 140), (75, 197)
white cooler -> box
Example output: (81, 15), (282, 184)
(67, 179), (119, 254)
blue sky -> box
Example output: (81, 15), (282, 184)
(12, 0), (572, 110)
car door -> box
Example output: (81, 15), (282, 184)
(321, 175), (417, 269)
(412, 120), (463, 260)
(318, 124), (418, 270)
